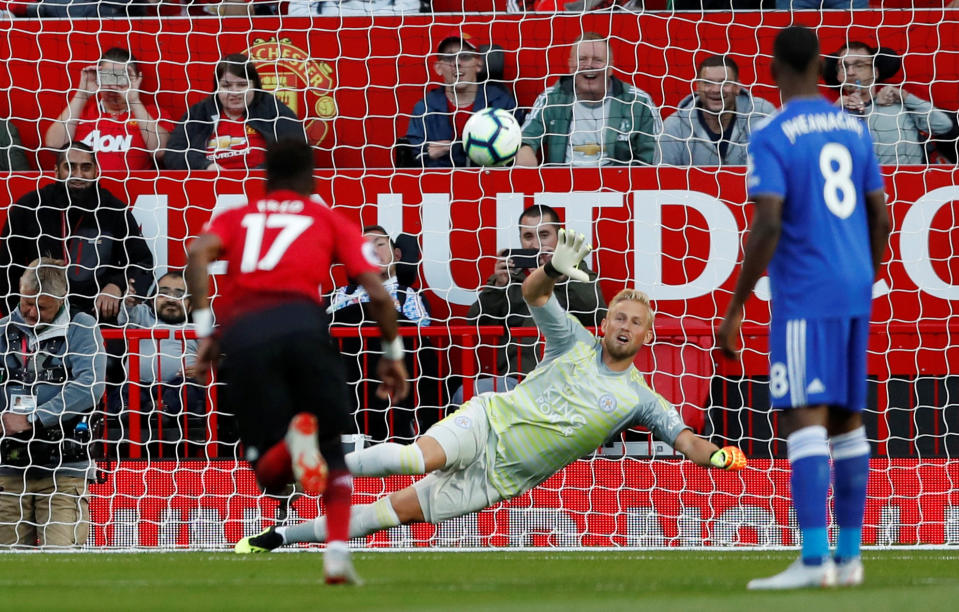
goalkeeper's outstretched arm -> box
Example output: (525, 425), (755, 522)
(672, 430), (747, 471)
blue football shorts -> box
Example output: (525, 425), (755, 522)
(767, 315), (870, 411)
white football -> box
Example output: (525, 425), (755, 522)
(462, 107), (522, 167)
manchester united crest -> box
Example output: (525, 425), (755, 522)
(245, 37), (336, 145)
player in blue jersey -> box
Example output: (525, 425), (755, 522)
(717, 26), (890, 590)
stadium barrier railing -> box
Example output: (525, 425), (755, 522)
(100, 320), (957, 460)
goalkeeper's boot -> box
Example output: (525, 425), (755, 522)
(324, 541), (363, 586)
(235, 526), (283, 554)
(286, 413), (328, 496)
(747, 557), (836, 590)
(834, 557), (864, 586)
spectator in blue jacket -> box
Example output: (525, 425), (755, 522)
(404, 36), (522, 167)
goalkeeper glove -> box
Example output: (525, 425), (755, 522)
(709, 446), (747, 471)
(544, 229), (592, 282)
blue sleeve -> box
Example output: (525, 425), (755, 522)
(747, 130), (787, 199)
(36, 316), (106, 426)
(861, 129), (885, 194)
(405, 100), (428, 150)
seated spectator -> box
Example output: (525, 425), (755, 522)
(0, 258), (105, 548)
(403, 35), (521, 168)
(165, 54), (305, 171)
(329, 226), (438, 442)
(0, 143), (154, 322)
(516, 32), (660, 166)
(462, 204), (606, 402)
(116, 271), (203, 421)
(328, 226), (431, 326)
(287, 0), (419, 15)
(827, 41), (955, 165)
(660, 55), (775, 166)
(45, 48), (172, 172)
(0, 119), (29, 171)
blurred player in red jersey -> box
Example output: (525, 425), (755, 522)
(185, 139), (409, 584)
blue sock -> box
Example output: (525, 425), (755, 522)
(788, 426), (831, 565)
(831, 426), (870, 562)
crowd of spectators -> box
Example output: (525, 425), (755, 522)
(0, 29), (955, 171)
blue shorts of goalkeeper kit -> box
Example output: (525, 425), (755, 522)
(767, 316), (870, 412)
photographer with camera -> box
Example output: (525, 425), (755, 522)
(0, 258), (106, 548)
(461, 205), (606, 401)
(44, 47), (172, 172)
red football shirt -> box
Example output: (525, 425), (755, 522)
(202, 190), (378, 327)
(446, 97), (475, 140)
(205, 118), (267, 170)
(74, 100), (174, 171)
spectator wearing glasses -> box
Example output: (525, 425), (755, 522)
(45, 47), (172, 172)
(165, 53), (306, 171)
(116, 271), (203, 422)
(659, 55), (775, 166)
(826, 41), (956, 165)
(403, 35), (521, 168)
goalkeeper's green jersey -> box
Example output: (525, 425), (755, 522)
(477, 296), (689, 499)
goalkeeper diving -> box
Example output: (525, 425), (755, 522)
(237, 230), (746, 552)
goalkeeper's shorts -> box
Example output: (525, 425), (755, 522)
(414, 401), (502, 523)
(768, 315), (869, 412)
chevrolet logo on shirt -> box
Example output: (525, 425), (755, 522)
(208, 136), (247, 151)
(573, 143), (603, 156)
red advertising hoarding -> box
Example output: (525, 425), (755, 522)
(1, 166), (955, 340)
(89, 458), (959, 548)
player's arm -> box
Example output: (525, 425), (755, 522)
(522, 229), (592, 307)
(185, 232), (223, 382)
(355, 270), (410, 402)
(717, 194), (783, 359)
(864, 189), (891, 276)
(672, 430), (747, 471)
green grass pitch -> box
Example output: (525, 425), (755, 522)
(0, 550), (955, 611)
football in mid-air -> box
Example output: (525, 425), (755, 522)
(462, 107), (522, 167)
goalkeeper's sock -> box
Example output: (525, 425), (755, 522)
(345, 442), (425, 476)
(787, 426), (831, 565)
(278, 498), (402, 544)
(350, 497), (402, 538)
(325, 469), (353, 544)
(830, 426), (870, 563)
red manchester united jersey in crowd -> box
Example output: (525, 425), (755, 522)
(202, 189), (378, 327)
(74, 100), (174, 171)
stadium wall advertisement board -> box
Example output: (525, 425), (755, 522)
(2, 167), (956, 328)
(89, 459), (959, 548)
(2, 11), (958, 168)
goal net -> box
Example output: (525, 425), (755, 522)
(0, 8), (956, 549)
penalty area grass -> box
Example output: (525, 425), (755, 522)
(0, 550), (955, 612)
